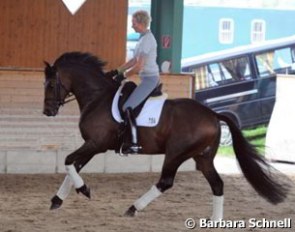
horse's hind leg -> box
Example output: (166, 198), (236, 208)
(124, 154), (184, 217)
(194, 150), (224, 221)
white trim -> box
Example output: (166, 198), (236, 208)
(205, 89), (258, 103)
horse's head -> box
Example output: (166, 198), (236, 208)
(43, 52), (115, 116)
(43, 61), (71, 116)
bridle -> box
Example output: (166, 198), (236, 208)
(45, 71), (76, 107)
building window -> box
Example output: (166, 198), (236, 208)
(251, 20), (265, 43)
(219, 18), (234, 44)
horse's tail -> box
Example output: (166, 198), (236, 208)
(217, 113), (290, 204)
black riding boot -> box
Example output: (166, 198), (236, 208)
(121, 107), (142, 154)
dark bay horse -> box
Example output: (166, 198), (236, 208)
(43, 52), (290, 220)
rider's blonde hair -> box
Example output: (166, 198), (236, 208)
(132, 10), (151, 28)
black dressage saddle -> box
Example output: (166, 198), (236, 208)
(117, 81), (163, 118)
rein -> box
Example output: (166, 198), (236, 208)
(63, 93), (76, 104)
(55, 72), (76, 106)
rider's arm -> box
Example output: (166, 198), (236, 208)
(124, 55), (144, 78)
(118, 58), (137, 74)
(105, 58), (136, 79)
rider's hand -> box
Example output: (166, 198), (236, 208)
(104, 69), (119, 78)
(113, 73), (126, 83)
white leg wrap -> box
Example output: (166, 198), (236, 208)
(134, 185), (162, 211)
(56, 175), (73, 200)
(65, 164), (84, 189)
(211, 195), (224, 221)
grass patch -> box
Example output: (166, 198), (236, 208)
(217, 125), (267, 157)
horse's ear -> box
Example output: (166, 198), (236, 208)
(44, 61), (56, 77)
(43, 61), (51, 68)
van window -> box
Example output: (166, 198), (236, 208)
(274, 48), (293, 71)
(256, 48), (294, 77)
(194, 56), (251, 90)
(255, 52), (275, 77)
(194, 66), (217, 90)
(221, 57), (251, 81)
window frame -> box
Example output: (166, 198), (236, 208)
(251, 19), (266, 44)
(219, 18), (234, 44)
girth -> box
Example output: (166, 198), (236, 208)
(118, 81), (163, 118)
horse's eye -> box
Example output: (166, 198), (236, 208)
(44, 80), (55, 88)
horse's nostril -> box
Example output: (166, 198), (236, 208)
(43, 109), (49, 115)
(43, 110), (51, 116)
(43, 108), (57, 116)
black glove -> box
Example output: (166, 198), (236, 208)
(104, 69), (119, 78)
(114, 73), (126, 83)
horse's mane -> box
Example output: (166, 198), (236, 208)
(54, 51), (107, 74)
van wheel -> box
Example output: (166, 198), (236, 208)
(220, 121), (232, 146)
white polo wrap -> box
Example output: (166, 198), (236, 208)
(56, 175), (73, 200)
(65, 164), (84, 189)
(134, 185), (162, 211)
(211, 195), (224, 221)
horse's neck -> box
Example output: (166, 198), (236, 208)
(71, 78), (116, 112)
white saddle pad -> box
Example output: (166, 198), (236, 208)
(111, 84), (167, 127)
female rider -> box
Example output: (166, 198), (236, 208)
(114, 10), (160, 154)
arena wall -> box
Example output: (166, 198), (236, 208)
(0, 0), (127, 69)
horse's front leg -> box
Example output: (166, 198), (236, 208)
(50, 141), (98, 210)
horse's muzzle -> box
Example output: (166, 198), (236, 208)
(43, 108), (58, 116)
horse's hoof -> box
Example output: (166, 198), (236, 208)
(50, 195), (63, 210)
(124, 205), (137, 217)
(76, 184), (91, 199)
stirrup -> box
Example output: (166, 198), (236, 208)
(119, 143), (142, 156)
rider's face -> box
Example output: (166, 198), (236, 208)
(132, 17), (145, 33)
